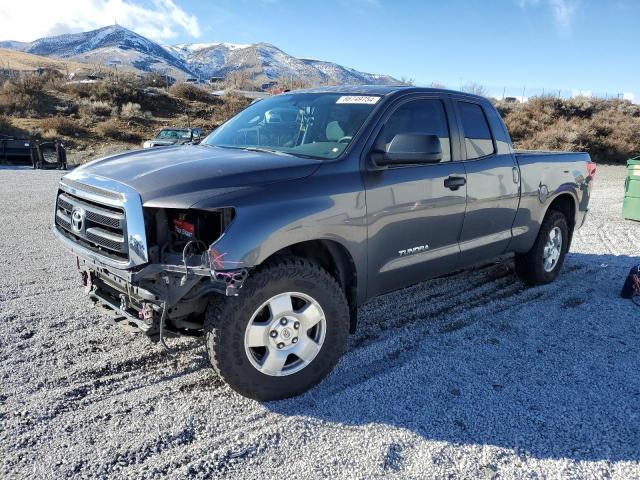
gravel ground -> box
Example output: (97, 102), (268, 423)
(1, 164), (639, 479)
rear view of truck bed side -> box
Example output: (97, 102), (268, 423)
(509, 151), (593, 254)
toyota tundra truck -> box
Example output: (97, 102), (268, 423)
(53, 86), (594, 400)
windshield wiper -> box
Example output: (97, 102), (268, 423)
(210, 145), (321, 160)
(238, 147), (294, 156)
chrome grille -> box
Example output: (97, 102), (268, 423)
(55, 190), (128, 260)
(60, 178), (124, 200)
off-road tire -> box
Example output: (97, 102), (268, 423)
(515, 209), (569, 286)
(204, 256), (350, 401)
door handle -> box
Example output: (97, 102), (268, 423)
(512, 166), (520, 184)
(444, 176), (466, 191)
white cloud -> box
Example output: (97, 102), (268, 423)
(517, 0), (579, 33)
(0, 0), (201, 42)
(549, 0), (578, 31)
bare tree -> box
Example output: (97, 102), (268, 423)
(398, 76), (415, 86)
(226, 70), (253, 90)
(460, 82), (488, 96)
(429, 82), (447, 89)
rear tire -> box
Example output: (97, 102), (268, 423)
(205, 256), (349, 401)
(515, 210), (569, 286)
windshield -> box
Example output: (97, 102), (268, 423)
(157, 129), (192, 139)
(202, 93), (381, 159)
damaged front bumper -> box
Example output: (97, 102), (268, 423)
(62, 235), (249, 336)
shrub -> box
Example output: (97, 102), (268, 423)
(0, 115), (12, 133)
(42, 129), (58, 140)
(496, 96), (640, 163)
(120, 102), (142, 118)
(79, 99), (112, 117)
(216, 90), (251, 120)
(5, 74), (46, 97)
(139, 72), (170, 88)
(96, 118), (141, 142)
(170, 82), (213, 103)
(40, 116), (80, 136)
(0, 76), (46, 114)
(64, 77), (142, 107)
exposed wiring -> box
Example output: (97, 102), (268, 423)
(181, 239), (207, 277)
(158, 300), (169, 350)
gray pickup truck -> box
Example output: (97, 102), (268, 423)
(53, 86), (594, 400)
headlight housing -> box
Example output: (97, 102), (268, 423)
(143, 207), (236, 263)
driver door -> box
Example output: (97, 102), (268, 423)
(363, 96), (467, 297)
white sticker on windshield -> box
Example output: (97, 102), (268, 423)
(336, 95), (381, 105)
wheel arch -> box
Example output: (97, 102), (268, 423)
(263, 239), (359, 333)
(545, 192), (577, 247)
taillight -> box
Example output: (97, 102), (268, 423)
(587, 162), (596, 179)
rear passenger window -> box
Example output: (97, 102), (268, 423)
(379, 99), (451, 162)
(458, 102), (495, 159)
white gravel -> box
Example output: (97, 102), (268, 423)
(1, 164), (639, 479)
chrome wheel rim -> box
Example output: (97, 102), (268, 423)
(244, 292), (326, 377)
(543, 227), (562, 272)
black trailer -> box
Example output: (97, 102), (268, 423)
(0, 136), (67, 169)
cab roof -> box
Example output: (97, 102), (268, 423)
(290, 85), (486, 102)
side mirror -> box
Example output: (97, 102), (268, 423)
(372, 133), (442, 166)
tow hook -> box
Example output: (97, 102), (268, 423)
(119, 294), (128, 313)
(81, 270), (96, 294)
(139, 302), (155, 327)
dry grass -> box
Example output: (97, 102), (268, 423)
(169, 83), (215, 103)
(496, 96), (640, 163)
(78, 99), (113, 118)
(217, 90), (251, 119)
(0, 76), (45, 114)
(96, 118), (141, 142)
(0, 70), (253, 163)
(120, 102), (146, 119)
(0, 48), (93, 72)
(39, 116), (81, 137)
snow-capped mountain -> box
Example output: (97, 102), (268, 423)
(175, 42), (397, 85)
(0, 25), (398, 85)
(1, 25), (194, 79)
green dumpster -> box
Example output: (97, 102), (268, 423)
(623, 156), (640, 221)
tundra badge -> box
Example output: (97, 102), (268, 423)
(398, 244), (429, 257)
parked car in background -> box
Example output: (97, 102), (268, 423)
(143, 127), (203, 148)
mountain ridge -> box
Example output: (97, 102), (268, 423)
(0, 25), (398, 86)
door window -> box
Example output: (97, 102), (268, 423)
(457, 102), (495, 159)
(378, 99), (451, 162)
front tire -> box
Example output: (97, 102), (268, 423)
(515, 210), (569, 285)
(205, 256), (350, 401)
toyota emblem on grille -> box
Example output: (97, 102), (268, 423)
(71, 208), (85, 232)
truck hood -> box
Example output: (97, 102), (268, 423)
(73, 145), (322, 207)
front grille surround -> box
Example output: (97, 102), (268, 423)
(53, 172), (149, 269)
(56, 191), (128, 259)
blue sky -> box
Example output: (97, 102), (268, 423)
(177, 0), (637, 97)
(2, 0), (637, 98)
